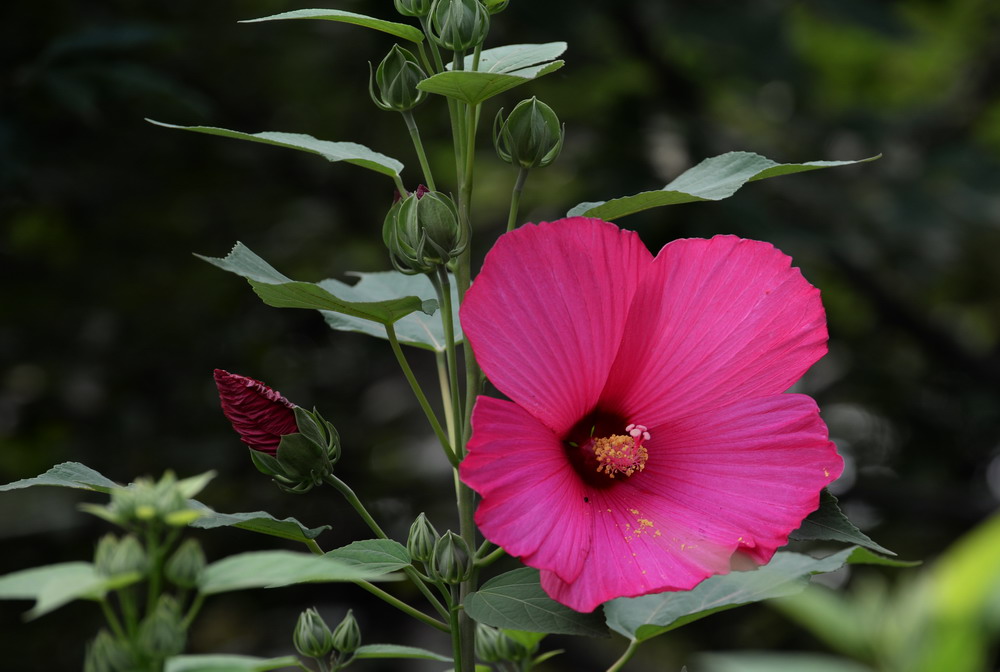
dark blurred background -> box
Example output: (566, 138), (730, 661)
(2, 0), (999, 669)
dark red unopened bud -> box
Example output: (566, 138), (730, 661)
(213, 369), (298, 455)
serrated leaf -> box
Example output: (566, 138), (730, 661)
(418, 61), (564, 106)
(324, 539), (411, 575)
(0, 461), (120, 493)
(146, 120), (404, 178)
(199, 242), (436, 325)
(567, 152), (881, 221)
(466, 568), (607, 637)
(320, 271), (461, 351)
(457, 42), (567, 73)
(199, 550), (398, 595)
(240, 9), (424, 43)
(354, 644), (451, 662)
(165, 654), (300, 672)
(0, 562), (141, 619)
(605, 546), (904, 642)
(187, 502), (329, 542)
(791, 490), (895, 556)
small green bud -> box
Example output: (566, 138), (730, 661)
(483, 0), (509, 13)
(430, 531), (472, 584)
(331, 609), (362, 654)
(165, 538), (206, 589)
(493, 97), (565, 169)
(137, 595), (186, 658)
(293, 607), (335, 659)
(98, 534), (147, 578)
(474, 623), (504, 663)
(428, 0), (490, 51)
(84, 629), (133, 672)
(395, 0), (433, 16)
(93, 534), (120, 577)
(384, 187), (467, 274)
(406, 512), (441, 564)
(370, 45), (427, 112)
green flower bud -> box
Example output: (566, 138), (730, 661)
(94, 534), (147, 578)
(474, 623), (504, 663)
(370, 45), (427, 112)
(165, 538), (206, 589)
(428, 0), (490, 51)
(483, 0), (509, 13)
(406, 512), (441, 563)
(84, 471), (205, 528)
(84, 629), (134, 672)
(493, 97), (565, 169)
(293, 607), (335, 659)
(267, 407), (342, 494)
(137, 595), (186, 658)
(430, 531), (472, 584)
(395, 0), (433, 16)
(93, 534), (119, 577)
(331, 609), (361, 654)
(384, 187), (467, 274)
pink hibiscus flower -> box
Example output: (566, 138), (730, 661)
(459, 217), (843, 613)
(214, 369), (298, 455)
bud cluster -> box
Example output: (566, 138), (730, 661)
(384, 187), (468, 274)
(81, 471), (208, 530)
(293, 607), (361, 667)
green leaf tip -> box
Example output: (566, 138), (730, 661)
(238, 9), (425, 43)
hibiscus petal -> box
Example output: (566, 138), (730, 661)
(461, 396), (592, 583)
(601, 235), (827, 424)
(461, 218), (653, 435)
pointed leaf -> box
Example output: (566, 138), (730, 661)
(605, 546), (907, 643)
(791, 490), (895, 556)
(324, 539), (412, 575)
(567, 152), (881, 220)
(465, 568), (607, 637)
(199, 243), (436, 325)
(240, 9), (424, 43)
(320, 271), (461, 351)
(457, 43), (567, 73)
(146, 121), (404, 178)
(0, 562), (141, 619)
(0, 461), (120, 494)
(165, 654), (300, 672)
(199, 550), (399, 595)
(354, 644), (451, 662)
(187, 503), (330, 542)
(418, 61), (565, 106)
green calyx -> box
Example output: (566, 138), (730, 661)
(370, 44), (428, 112)
(250, 406), (342, 494)
(430, 530), (473, 584)
(164, 538), (206, 589)
(428, 0), (490, 51)
(331, 609), (362, 654)
(483, 0), (509, 14)
(494, 96), (565, 169)
(94, 534), (148, 578)
(394, 0), (433, 17)
(293, 607), (335, 659)
(406, 512), (441, 563)
(383, 188), (467, 274)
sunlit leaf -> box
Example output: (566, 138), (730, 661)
(457, 42), (567, 73)
(165, 654), (300, 672)
(0, 562), (141, 619)
(567, 152), (880, 220)
(240, 9), (424, 43)
(0, 461), (119, 494)
(354, 644), (451, 662)
(324, 539), (412, 575)
(199, 551), (398, 595)
(419, 62), (565, 106)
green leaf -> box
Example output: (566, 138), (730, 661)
(320, 271), (461, 351)
(199, 550), (399, 595)
(354, 644), (451, 662)
(187, 503), (330, 542)
(165, 654), (300, 672)
(0, 562), (141, 619)
(459, 42), (567, 73)
(605, 547), (903, 643)
(696, 652), (876, 672)
(0, 461), (120, 494)
(324, 539), (412, 575)
(465, 568), (607, 637)
(791, 490), (895, 556)
(198, 242), (436, 325)
(567, 152), (881, 221)
(240, 9), (424, 43)
(418, 62), (565, 106)
(146, 120), (404, 178)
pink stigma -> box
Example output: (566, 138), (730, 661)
(593, 424), (650, 478)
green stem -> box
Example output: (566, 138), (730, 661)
(475, 546), (506, 569)
(402, 110), (436, 191)
(181, 592), (205, 630)
(354, 580), (450, 633)
(432, 267), (463, 451)
(606, 639), (641, 672)
(304, 538), (324, 555)
(145, 526), (161, 617)
(322, 473), (450, 620)
(384, 323), (458, 466)
(449, 585), (464, 672)
(436, 352), (457, 444)
(506, 166), (530, 232)
(392, 173), (407, 196)
(119, 586), (140, 638)
(416, 41), (436, 75)
(100, 598), (127, 640)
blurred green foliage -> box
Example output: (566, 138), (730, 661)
(2, 0), (999, 669)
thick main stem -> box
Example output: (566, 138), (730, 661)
(402, 110), (436, 191)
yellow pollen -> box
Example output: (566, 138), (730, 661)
(593, 434), (648, 478)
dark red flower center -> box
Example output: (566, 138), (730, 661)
(563, 410), (650, 488)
